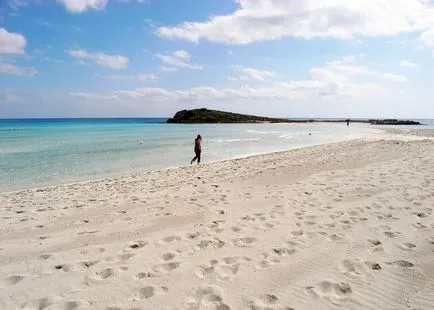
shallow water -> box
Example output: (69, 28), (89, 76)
(0, 118), (384, 192)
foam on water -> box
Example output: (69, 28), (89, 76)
(0, 118), (391, 192)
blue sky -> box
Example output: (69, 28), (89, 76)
(1, 0), (434, 118)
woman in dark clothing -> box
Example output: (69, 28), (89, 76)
(191, 135), (202, 165)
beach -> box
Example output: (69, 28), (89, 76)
(1, 128), (433, 309)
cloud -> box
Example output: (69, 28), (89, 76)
(420, 29), (434, 48)
(0, 63), (38, 76)
(159, 66), (179, 72)
(323, 55), (407, 82)
(0, 28), (26, 54)
(154, 50), (203, 70)
(400, 60), (418, 68)
(173, 49), (190, 61)
(231, 65), (276, 81)
(41, 57), (65, 64)
(156, 0), (434, 44)
(69, 55), (408, 104)
(57, 0), (107, 13)
(380, 73), (407, 82)
(94, 73), (159, 81)
(66, 48), (129, 69)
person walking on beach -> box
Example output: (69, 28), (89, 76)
(191, 135), (202, 165)
(346, 119), (350, 127)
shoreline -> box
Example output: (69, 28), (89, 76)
(1, 129), (381, 195)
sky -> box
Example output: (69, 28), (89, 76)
(0, 0), (434, 119)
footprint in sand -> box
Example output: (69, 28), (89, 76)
(79, 247), (105, 256)
(22, 298), (88, 310)
(206, 220), (226, 233)
(339, 259), (381, 278)
(85, 267), (127, 285)
(196, 238), (226, 250)
(305, 281), (353, 305)
(384, 231), (402, 238)
(161, 252), (177, 261)
(185, 285), (230, 310)
(137, 262), (181, 278)
(0, 275), (24, 288)
(327, 233), (346, 242)
(123, 241), (148, 251)
(54, 260), (99, 272)
(245, 294), (290, 310)
(185, 232), (201, 240)
(412, 223), (427, 230)
(398, 242), (416, 251)
(231, 226), (244, 233)
(159, 235), (181, 244)
(389, 260), (415, 268)
(256, 252), (281, 269)
(134, 286), (168, 300)
(21, 297), (54, 310)
(232, 237), (256, 248)
(368, 239), (384, 253)
(38, 254), (52, 261)
(194, 257), (250, 281)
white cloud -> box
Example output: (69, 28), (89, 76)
(69, 55), (408, 104)
(0, 28), (26, 54)
(232, 65), (276, 81)
(66, 48), (129, 69)
(157, 0), (434, 44)
(75, 60), (90, 66)
(400, 60), (418, 68)
(57, 0), (107, 13)
(154, 50), (203, 70)
(420, 29), (434, 48)
(173, 49), (190, 61)
(324, 56), (407, 82)
(228, 75), (250, 81)
(0, 63), (38, 76)
(94, 73), (158, 81)
(41, 57), (65, 64)
(380, 73), (407, 82)
(159, 66), (179, 72)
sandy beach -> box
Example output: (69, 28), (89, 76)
(1, 128), (433, 310)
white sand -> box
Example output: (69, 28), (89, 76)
(0, 129), (433, 310)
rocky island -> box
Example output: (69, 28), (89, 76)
(166, 108), (303, 124)
(166, 109), (422, 125)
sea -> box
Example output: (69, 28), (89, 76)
(1, 118), (433, 193)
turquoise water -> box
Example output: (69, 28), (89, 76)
(0, 118), (414, 192)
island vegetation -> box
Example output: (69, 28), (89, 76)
(166, 108), (422, 125)
(166, 108), (303, 124)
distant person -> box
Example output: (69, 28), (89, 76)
(191, 135), (202, 165)
(346, 119), (350, 127)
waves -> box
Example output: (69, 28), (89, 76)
(209, 138), (261, 143)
